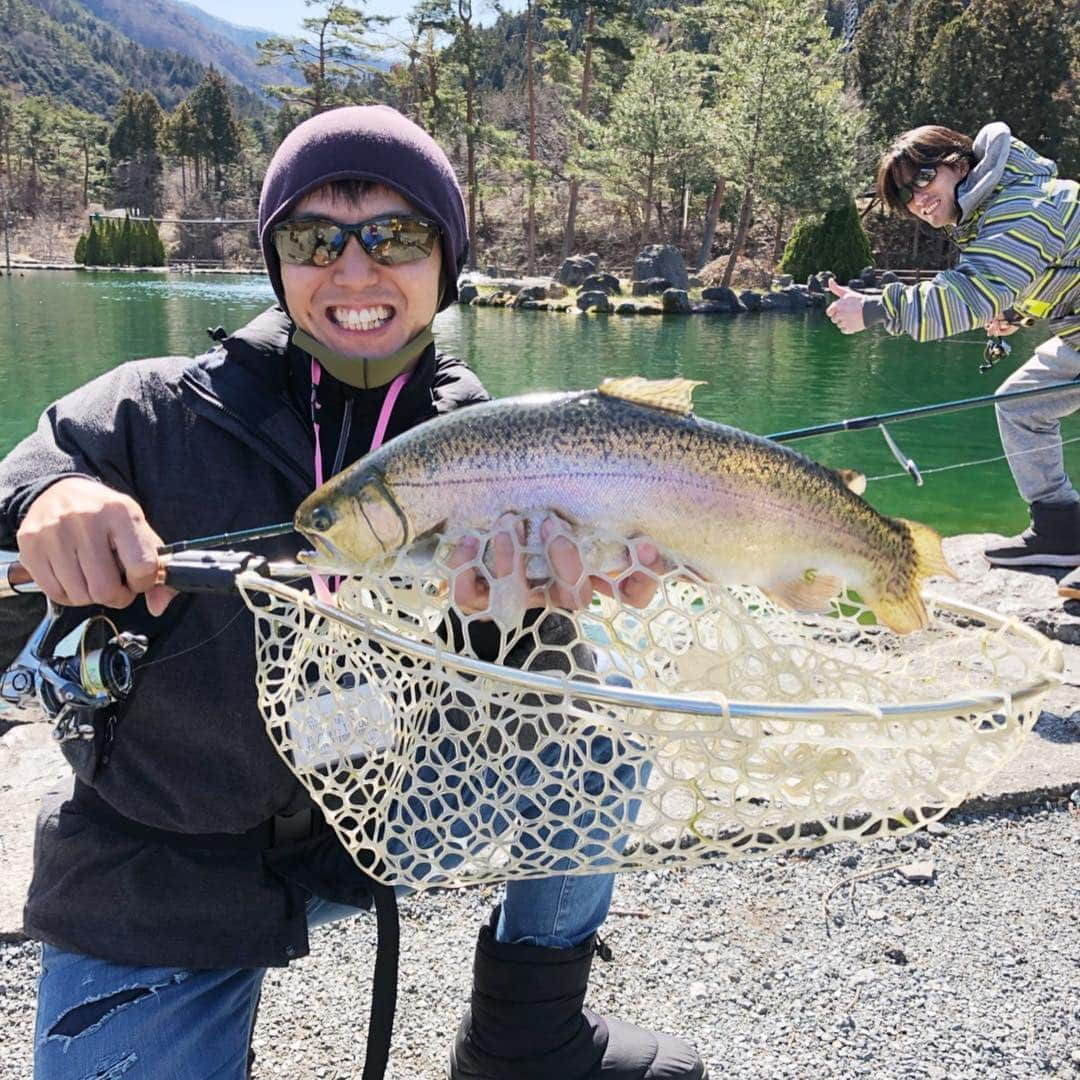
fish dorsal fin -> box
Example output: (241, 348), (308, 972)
(835, 468), (867, 495)
(597, 377), (704, 416)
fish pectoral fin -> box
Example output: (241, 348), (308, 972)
(901, 518), (957, 581)
(835, 468), (867, 495)
(597, 376), (705, 416)
(763, 570), (843, 613)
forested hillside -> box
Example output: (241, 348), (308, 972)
(75, 0), (299, 94)
(0, 0), (1077, 278)
(0, 0), (207, 112)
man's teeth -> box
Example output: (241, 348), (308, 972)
(332, 305), (392, 331)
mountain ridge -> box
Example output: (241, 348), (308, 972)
(73, 0), (294, 94)
(0, 0), (289, 118)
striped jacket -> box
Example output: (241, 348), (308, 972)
(869, 126), (1079, 345)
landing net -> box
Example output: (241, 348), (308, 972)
(236, 530), (1062, 890)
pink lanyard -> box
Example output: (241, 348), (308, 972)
(310, 357), (409, 602)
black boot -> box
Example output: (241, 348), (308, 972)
(984, 500), (1080, 568)
(448, 920), (708, 1080)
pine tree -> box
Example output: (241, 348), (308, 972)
(138, 220), (152, 265)
(101, 220), (117, 265)
(257, 2), (389, 115)
(109, 90), (163, 162)
(84, 221), (102, 265)
(586, 42), (708, 248)
(147, 219), (166, 265)
(186, 69), (243, 187)
(120, 215), (134, 264)
(919, 0), (1070, 158)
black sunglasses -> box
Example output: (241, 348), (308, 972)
(272, 213), (440, 268)
(897, 166), (939, 205)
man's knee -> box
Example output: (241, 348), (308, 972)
(37, 967), (191, 1072)
(44, 979), (180, 1040)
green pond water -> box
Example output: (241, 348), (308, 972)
(0, 269), (1065, 538)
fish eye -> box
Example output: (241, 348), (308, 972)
(310, 506), (335, 532)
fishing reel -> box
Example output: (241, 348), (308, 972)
(981, 335), (1012, 374)
(981, 310), (1036, 374)
(1, 607), (147, 742)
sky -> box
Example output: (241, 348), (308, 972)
(183, 0), (518, 37)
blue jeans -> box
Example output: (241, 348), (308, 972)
(34, 878), (614, 1079)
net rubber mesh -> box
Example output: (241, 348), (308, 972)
(238, 528), (1063, 889)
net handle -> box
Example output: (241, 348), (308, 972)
(0, 550), (309, 599)
(237, 572), (1064, 727)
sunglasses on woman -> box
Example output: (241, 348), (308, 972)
(897, 166), (939, 205)
(272, 213), (440, 268)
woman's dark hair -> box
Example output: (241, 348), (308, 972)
(875, 126), (976, 214)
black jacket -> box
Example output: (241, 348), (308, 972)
(0, 307), (489, 968)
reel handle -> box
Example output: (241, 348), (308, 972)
(0, 559), (36, 597)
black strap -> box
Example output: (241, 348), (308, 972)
(73, 780), (401, 1079)
(363, 883), (400, 1080)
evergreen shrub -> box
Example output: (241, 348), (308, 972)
(780, 199), (874, 284)
(78, 217), (167, 267)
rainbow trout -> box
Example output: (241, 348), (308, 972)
(295, 378), (953, 633)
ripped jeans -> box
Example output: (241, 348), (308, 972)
(34, 875), (614, 1079)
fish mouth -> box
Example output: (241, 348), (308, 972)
(296, 534), (352, 573)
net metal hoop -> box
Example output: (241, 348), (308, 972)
(236, 566), (1063, 890)
(239, 572), (1059, 725)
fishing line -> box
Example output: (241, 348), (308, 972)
(867, 432), (1080, 484)
(134, 601), (249, 671)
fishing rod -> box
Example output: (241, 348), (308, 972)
(767, 378), (1080, 487)
(767, 379), (1080, 442)
(158, 520), (294, 554)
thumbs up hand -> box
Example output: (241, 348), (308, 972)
(826, 278), (868, 335)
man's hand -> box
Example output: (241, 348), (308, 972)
(446, 514), (664, 617)
(826, 279), (868, 335)
(17, 477), (176, 614)
(985, 316), (1020, 337)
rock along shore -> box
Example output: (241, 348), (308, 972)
(456, 248), (892, 318)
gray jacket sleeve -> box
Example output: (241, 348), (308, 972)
(0, 362), (153, 546)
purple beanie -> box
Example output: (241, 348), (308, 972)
(258, 105), (468, 312)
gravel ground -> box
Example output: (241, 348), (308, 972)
(1, 798), (1078, 1080)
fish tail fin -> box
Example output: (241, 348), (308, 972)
(867, 590), (931, 635)
(900, 518), (957, 581)
(866, 519), (954, 635)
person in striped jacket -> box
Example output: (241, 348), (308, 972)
(826, 123), (1080, 583)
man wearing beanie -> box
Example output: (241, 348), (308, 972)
(1, 106), (706, 1079)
